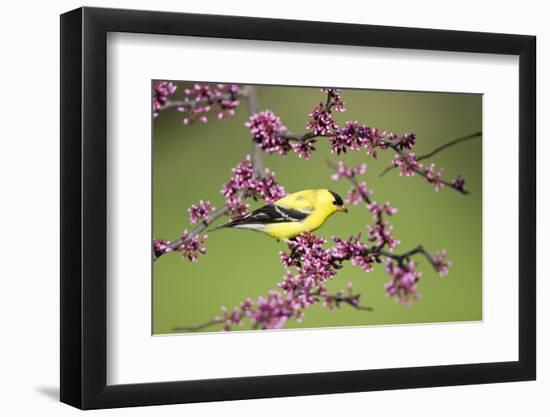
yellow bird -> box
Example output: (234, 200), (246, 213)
(210, 189), (348, 240)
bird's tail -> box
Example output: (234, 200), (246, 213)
(206, 221), (234, 233)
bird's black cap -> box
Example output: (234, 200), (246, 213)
(329, 190), (344, 206)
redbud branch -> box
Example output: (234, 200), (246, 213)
(173, 318), (225, 333)
(153, 205), (231, 261)
(157, 90), (248, 113)
(154, 85), (266, 262)
(314, 291), (374, 311)
(376, 141), (470, 194)
(380, 245), (440, 273)
(172, 291), (373, 332)
(246, 86), (266, 176)
(379, 131), (482, 178)
(416, 131), (482, 161)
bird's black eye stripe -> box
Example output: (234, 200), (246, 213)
(329, 190), (344, 206)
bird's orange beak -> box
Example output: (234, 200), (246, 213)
(337, 205), (348, 213)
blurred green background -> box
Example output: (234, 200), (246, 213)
(153, 83), (482, 334)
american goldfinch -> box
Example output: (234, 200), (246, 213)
(210, 189), (348, 240)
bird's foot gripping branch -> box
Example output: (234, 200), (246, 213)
(153, 83), (475, 331)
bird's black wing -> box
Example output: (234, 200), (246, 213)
(232, 204), (309, 226)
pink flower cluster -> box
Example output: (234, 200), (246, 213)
(221, 156), (286, 216)
(346, 182), (373, 206)
(451, 174), (466, 192)
(279, 233), (338, 294)
(425, 163), (445, 191)
(153, 232), (208, 262)
(152, 82), (177, 118)
(330, 161), (372, 205)
(254, 171), (286, 203)
(330, 161), (367, 180)
(330, 123), (392, 157)
(306, 89), (345, 136)
(153, 239), (173, 257)
(433, 250), (452, 276)
(218, 233), (368, 330)
(332, 234), (377, 272)
(367, 202), (400, 251)
(396, 133), (416, 150)
(384, 260), (423, 304)
(205, 226), (452, 330)
(322, 88), (346, 112)
(246, 110), (290, 154)
(188, 200), (215, 224)
(392, 153), (423, 176)
(218, 291), (299, 331)
(307, 102), (339, 136)
(179, 83), (240, 125)
(176, 230), (208, 262)
(291, 141), (317, 160)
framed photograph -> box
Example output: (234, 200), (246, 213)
(60, 6), (536, 409)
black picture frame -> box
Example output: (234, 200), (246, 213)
(60, 6), (536, 410)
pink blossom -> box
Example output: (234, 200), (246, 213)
(321, 88), (346, 112)
(392, 153), (423, 176)
(188, 200), (215, 224)
(425, 163), (445, 191)
(368, 220), (400, 250)
(433, 250), (452, 276)
(177, 231), (208, 262)
(153, 239), (173, 257)
(384, 260), (422, 304)
(291, 141), (316, 159)
(179, 83), (240, 124)
(330, 161), (367, 181)
(307, 103), (339, 136)
(366, 202), (400, 250)
(225, 195), (249, 217)
(152, 82), (177, 117)
(253, 170), (286, 203)
(246, 110), (289, 154)
(346, 182), (373, 205)
(366, 201), (398, 219)
(397, 133), (416, 150)
(332, 235), (376, 272)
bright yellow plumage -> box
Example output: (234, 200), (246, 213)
(264, 189), (345, 239)
(212, 189), (348, 240)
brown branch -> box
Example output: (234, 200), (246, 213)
(157, 90), (248, 113)
(172, 291), (373, 333)
(316, 291), (373, 311)
(379, 245), (441, 274)
(379, 131), (482, 177)
(246, 85), (265, 176)
(153, 206), (230, 261)
(173, 318), (224, 333)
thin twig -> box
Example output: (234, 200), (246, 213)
(154, 206), (231, 261)
(379, 131), (482, 177)
(380, 245), (440, 273)
(246, 86), (265, 176)
(158, 90), (248, 112)
(173, 318), (224, 332)
(172, 291), (373, 332)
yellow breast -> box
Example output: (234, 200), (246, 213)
(264, 209), (333, 239)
